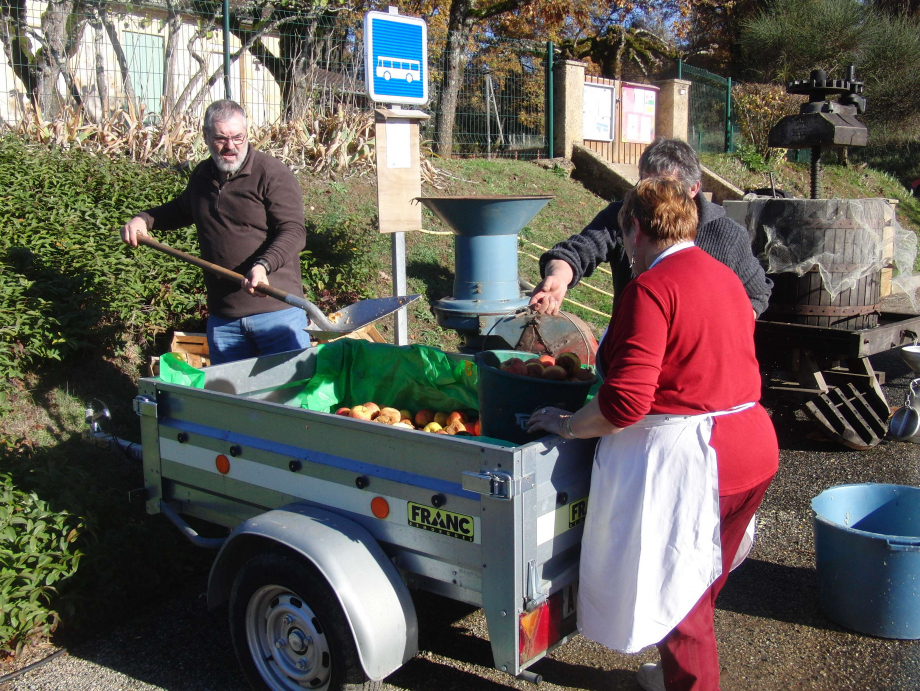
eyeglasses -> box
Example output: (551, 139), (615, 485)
(210, 133), (247, 146)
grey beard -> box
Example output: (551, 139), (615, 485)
(210, 143), (248, 173)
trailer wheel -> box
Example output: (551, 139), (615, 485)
(230, 552), (381, 691)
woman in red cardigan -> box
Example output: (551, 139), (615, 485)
(528, 178), (778, 691)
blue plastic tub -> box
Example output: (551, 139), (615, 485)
(812, 483), (920, 638)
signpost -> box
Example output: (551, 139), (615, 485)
(364, 8), (429, 346)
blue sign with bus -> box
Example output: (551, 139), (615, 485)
(364, 11), (428, 106)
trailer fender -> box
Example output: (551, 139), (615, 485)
(207, 503), (418, 681)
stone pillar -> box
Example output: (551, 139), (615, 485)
(654, 79), (691, 141)
(553, 60), (586, 159)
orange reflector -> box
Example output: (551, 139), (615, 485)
(371, 496), (390, 519)
(216, 454), (230, 474)
(520, 589), (571, 664)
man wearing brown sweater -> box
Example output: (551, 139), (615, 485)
(121, 100), (311, 364)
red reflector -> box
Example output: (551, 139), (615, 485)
(216, 454), (230, 474)
(371, 497), (390, 519)
(519, 590), (566, 665)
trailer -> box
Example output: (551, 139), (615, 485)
(133, 346), (595, 691)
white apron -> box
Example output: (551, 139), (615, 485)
(577, 402), (754, 653)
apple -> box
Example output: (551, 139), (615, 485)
(434, 411), (449, 427)
(464, 421), (477, 435)
(334, 407), (352, 417)
(362, 402), (381, 419)
(502, 360), (527, 376)
(394, 420), (415, 429)
(575, 368), (596, 382)
(538, 354), (555, 367)
(351, 405), (374, 420)
(524, 361), (545, 378)
(424, 422), (443, 433)
(446, 411), (468, 426)
(444, 420), (466, 435)
(399, 409), (413, 422)
(542, 365), (567, 381)
(473, 419), (481, 436)
(556, 352), (582, 376)
(415, 409), (435, 427)
(376, 407), (402, 424)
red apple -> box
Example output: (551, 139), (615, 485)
(556, 352), (582, 376)
(415, 409), (435, 427)
(446, 411), (468, 426)
(335, 407), (352, 416)
(351, 405), (374, 420)
(542, 365), (567, 381)
(524, 361), (545, 378)
(575, 368), (597, 382)
(538, 354), (555, 367)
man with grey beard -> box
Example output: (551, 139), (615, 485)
(121, 100), (311, 364)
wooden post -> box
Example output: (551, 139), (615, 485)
(374, 107), (430, 345)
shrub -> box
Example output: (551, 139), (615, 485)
(0, 438), (83, 654)
(0, 136), (385, 386)
(732, 83), (804, 161)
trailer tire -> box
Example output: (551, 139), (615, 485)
(230, 551), (382, 691)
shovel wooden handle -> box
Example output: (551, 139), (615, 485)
(136, 235), (334, 329)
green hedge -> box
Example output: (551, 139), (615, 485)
(0, 136), (383, 384)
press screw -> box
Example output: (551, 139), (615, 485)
(355, 476), (369, 489)
(502, 665), (508, 671)
(177, 432), (189, 444)
(501, 610), (507, 617)
(289, 460), (302, 472)
(557, 492), (568, 505)
(298, 660), (308, 670)
(431, 494), (446, 508)
(283, 615), (294, 625)
(229, 445), (242, 457)
(275, 638), (286, 649)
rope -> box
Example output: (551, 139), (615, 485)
(519, 238), (613, 276)
(519, 251), (615, 298)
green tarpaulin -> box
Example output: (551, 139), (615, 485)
(293, 340), (479, 414)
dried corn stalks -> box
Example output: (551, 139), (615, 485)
(3, 102), (448, 185)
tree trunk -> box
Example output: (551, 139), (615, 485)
(37, 0), (79, 116)
(436, 0), (475, 158)
(86, 5), (106, 121)
(98, 3), (138, 114)
(162, 0), (184, 120)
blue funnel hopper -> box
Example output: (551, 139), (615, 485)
(416, 196), (553, 350)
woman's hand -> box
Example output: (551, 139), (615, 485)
(527, 407), (572, 436)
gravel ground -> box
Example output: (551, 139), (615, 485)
(5, 343), (920, 691)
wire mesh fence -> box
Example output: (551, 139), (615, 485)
(682, 62), (730, 155)
(0, 2), (547, 159)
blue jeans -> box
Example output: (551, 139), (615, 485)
(207, 308), (312, 365)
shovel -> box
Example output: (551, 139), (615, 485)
(137, 236), (420, 339)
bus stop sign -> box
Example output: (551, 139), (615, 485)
(364, 10), (428, 106)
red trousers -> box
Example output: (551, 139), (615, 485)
(657, 477), (774, 691)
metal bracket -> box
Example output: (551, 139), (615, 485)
(133, 395), (157, 418)
(524, 559), (546, 611)
(461, 470), (532, 500)
(128, 487), (148, 504)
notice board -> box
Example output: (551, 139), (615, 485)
(621, 85), (656, 144)
(583, 83), (616, 142)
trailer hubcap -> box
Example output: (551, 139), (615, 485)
(246, 585), (332, 691)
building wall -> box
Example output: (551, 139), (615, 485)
(0, 1), (284, 125)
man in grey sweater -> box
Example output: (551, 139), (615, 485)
(530, 138), (772, 317)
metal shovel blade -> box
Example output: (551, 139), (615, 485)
(303, 294), (421, 340)
(135, 236), (420, 338)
